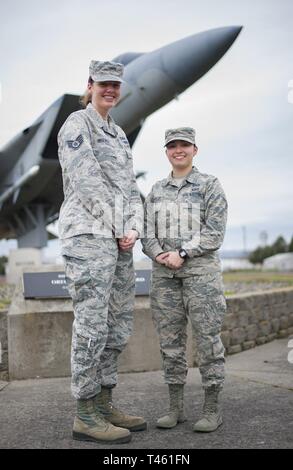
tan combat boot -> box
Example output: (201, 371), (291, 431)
(96, 387), (147, 432)
(156, 384), (186, 429)
(193, 385), (223, 432)
(72, 396), (131, 444)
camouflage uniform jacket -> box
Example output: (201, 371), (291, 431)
(141, 166), (228, 276)
(58, 103), (142, 239)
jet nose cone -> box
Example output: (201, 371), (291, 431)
(161, 26), (243, 89)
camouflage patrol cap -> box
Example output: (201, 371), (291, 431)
(89, 60), (124, 83)
(165, 127), (196, 146)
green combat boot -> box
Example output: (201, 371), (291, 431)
(72, 396), (131, 444)
(96, 387), (147, 432)
(156, 384), (186, 429)
(193, 385), (223, 432)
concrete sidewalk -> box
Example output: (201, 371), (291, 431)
(0, 339), (292, 449)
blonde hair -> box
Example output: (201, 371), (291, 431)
(79, 77), (93, 108)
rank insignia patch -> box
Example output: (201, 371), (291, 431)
(67, 134), (84, 150)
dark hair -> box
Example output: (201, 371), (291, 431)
(79, 77), (94, 108)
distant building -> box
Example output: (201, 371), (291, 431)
(263, 253), (293, 271)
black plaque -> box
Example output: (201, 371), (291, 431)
(134, 269), (151, 296)
(23, 272), (69, 299)
(23, 269), (151, 299)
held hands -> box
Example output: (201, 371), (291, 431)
(118, 230), (138, 251)
(155, 251), (184, 270)
(165, 251), (184, 269)
(155, 253), (170, 265)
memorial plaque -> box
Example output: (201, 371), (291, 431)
(134, 269), (151, 296)
(23, 272), (69, 298)
(23, 269), (151, 299)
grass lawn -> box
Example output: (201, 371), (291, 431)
(223, 270), (293, 285)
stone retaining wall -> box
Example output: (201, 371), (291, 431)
(222, 287), (293, 354)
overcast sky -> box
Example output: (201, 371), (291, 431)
(0, 0), (292, 257)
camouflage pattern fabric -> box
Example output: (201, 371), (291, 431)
(58, 102), (141, 401)
(61, 234), (135, 400)
(141, 166), (228, 276)
(164, 127), (196, 146)
(150, 272), (226, 388)
(58, 102), (143, 240)
(89, 60), (124, 83)
(143, 165), (227, 388)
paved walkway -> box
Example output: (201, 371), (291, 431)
(0, 339), (292, 449)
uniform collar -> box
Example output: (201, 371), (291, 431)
(162, 166), (200, 187)
(86, 103), (118, 137)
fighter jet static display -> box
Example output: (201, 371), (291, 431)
(0, 26), (242, 248)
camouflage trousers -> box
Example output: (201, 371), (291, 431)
(61, 234), (135, 400)
(150, 272), (226, 389)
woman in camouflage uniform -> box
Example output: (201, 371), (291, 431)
(58, 60), (145, 444)
(142, 128), (227, 433)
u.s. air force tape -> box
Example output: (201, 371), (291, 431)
(66, 134), (84, 150)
